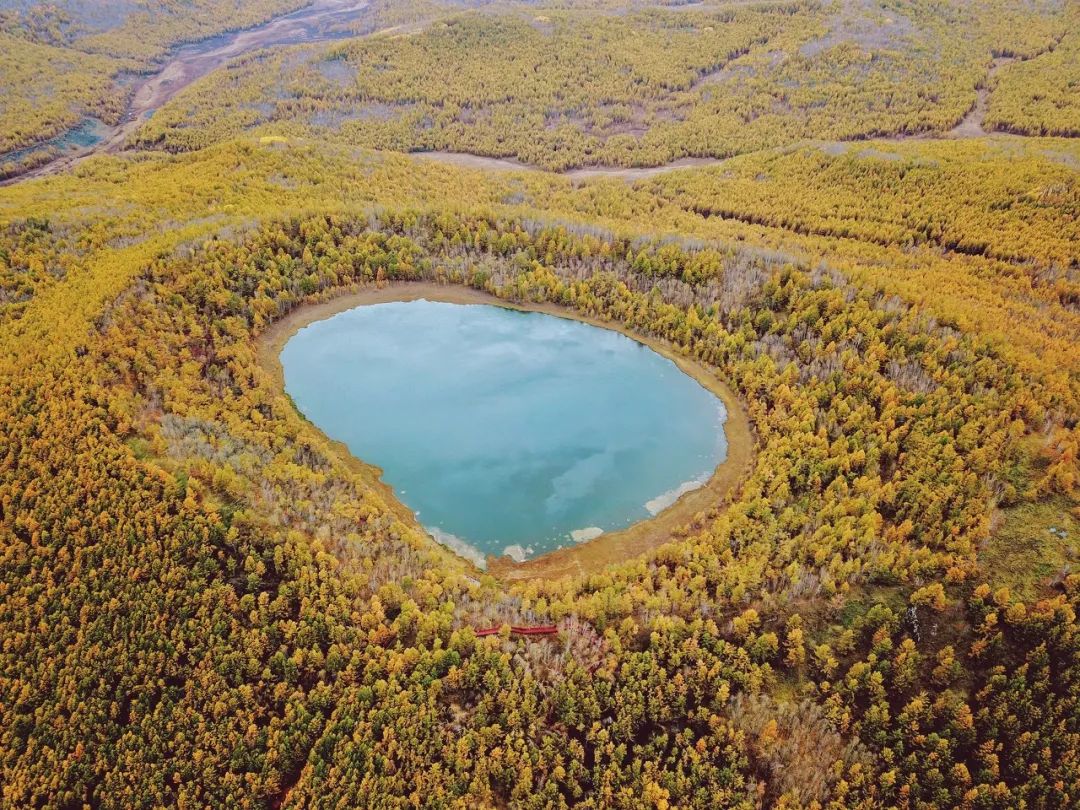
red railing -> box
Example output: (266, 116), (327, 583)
(475, 624), (558, 637)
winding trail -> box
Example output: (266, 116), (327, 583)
(412, 152), (734, 183)
(3, 16), (1068, 189)
(947, 56), (1016, 138)
(409, 55), (1046, 182)
(1, 0), (370, 186)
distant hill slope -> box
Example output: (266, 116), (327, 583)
(131, 0), (1076, 169)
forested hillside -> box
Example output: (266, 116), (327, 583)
(1, 0), (1078, 808)
(131, 0), (1074, 168)
(986, 1), (1080, 137)
(0, 0), (311, 154)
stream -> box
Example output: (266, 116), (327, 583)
(1, 0), (371, 185)
(1, 15), (1064, 189)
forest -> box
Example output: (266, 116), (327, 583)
(128, 0), (1073, 169)
(1, 0), (1078, 808)
(0, 0), (311, 169)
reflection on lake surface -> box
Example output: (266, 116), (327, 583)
(281, 300), (728, 565)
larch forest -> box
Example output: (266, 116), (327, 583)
(0, 0), (1078, 808)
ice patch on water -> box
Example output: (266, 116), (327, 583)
(502, 544), (534, 562)
(427, 526), (487, 569)
(570, 526), (604, 543)
(644, 472), (711, 516)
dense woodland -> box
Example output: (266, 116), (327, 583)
(0, 0), (309, 159)
(130, 0), (1076, 169)
(986, 2), (1080, 137)
(5, 0), (1080, 174)
(0, 32), (124, 154)
(1, 0), (1079, 808)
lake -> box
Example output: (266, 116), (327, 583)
(280, 299), (728, 565)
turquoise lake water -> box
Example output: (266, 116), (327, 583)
(280, 300), (728, 565)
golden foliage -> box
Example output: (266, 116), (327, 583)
(987, 4), (1080, 137)
(0, 2), (1078, 804)
(132, 0), (1074, 168)
(0, 33), (124, 154)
